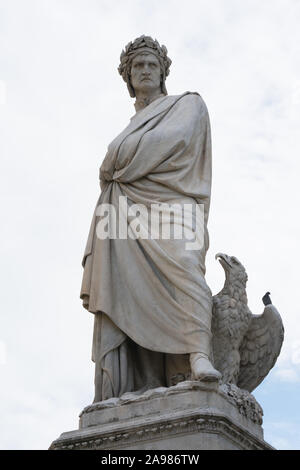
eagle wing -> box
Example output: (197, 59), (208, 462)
(237, 304), (284, 392)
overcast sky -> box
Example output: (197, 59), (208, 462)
(0, 0), (299, 450)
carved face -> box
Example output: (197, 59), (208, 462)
(215, 253), (248, 284)
(130, 52), (162, 94)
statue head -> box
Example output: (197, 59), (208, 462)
(215, 253), (248, 286)
(118, 35), (172, 98)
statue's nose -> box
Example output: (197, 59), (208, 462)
(142, 63), (151, 73)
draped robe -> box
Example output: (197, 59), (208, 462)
(80, 92), (213, 399)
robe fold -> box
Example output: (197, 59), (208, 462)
(80, 92), (213, 362)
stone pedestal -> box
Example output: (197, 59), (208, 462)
(50, 381), (273, 450)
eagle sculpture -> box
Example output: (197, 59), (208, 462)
(211, 253), (284, 393)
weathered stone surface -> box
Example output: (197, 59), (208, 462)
(53, 37), (281, 452)
(81, 35), (221, 404)
(79, 35), (284, 406)
(50, 381), (273, 450)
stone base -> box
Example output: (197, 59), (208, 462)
(50, 381), (273, 450)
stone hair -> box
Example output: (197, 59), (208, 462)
(118, 35), (172, 97)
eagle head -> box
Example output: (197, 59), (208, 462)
(215, 253), (248, 285)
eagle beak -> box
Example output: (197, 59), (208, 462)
(215, 253), (232, 268)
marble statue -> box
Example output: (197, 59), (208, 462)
(50, 35), (284, 451)
(80, 35), (221, 403)
(80, 36), (283, 404)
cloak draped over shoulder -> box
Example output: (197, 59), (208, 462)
(80, 92), (213, 355)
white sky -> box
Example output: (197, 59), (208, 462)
(0, 0), (299, 449)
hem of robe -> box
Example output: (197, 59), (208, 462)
(92, 311), (192, 401)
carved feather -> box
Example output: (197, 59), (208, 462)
(237, 304), (284, 392)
